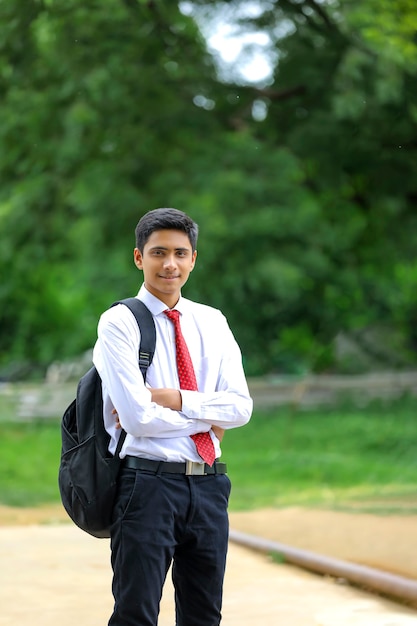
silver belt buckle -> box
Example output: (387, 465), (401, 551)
(186, 461), (206, 475)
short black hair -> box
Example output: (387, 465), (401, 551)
(135, 208), (199, 253)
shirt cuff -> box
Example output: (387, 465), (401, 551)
(180, 389), (203, 421)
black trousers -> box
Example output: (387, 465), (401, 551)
(108, 466), (232, 626)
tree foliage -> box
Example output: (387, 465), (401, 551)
(1, 0), (417, 377)
(0, 0), (221, 370)
(191, 0), (417, 371)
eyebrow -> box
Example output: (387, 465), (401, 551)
(149, 246), (190, 252)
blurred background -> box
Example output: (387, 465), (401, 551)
(1, 0), (417, 516)
(1, 0), (417, 381)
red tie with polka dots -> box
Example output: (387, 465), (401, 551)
(164, 309), (216, 466)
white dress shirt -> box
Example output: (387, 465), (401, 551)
(93, 285), (253, 462)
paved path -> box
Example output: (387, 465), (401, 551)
(1, 524), (417, 625)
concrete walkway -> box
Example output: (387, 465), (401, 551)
(1, 524), (417, 625)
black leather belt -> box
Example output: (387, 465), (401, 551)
(123, 455), (227, 476)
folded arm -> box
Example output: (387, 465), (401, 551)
(95, 309), (211, 438)
(114, 387), (225, 441)
(94, 304), (252, 440)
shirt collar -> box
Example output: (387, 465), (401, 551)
(137, 284), (188, 316)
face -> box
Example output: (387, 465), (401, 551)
(134, 229), (197, 308)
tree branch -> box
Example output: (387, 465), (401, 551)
(303, 0), (335, 30)
(254, 85), (306, 101)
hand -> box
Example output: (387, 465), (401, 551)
(211, 425), (225, 442)
(112, 408), (121, 429)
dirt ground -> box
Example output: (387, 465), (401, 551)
(2, 502), (417, 579)
(2, 503), (417, 625)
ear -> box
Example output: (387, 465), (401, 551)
(190, 250), (197, 271)
(133, 248), (143, 270)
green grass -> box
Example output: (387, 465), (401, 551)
(1, 396), (417, 511)
(0, 420), (62, 506)
(222, 396), (417, 512)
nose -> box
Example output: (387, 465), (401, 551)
(163, 254), (177, 269)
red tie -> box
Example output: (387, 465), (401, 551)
(164, 309), (216, 466)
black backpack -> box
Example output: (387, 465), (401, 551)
(58, 298), (156, 538)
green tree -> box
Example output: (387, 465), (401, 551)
(188, 0), (417, 372)
(1, 0), (417, 378)
(0, 0), (223, 373)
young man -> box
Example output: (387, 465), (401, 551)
(93, 207), (252, 626)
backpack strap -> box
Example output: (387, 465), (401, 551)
(112, 298), (156, 381)
(114, 426), (127, 458)
(109, 298), (156, 458)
